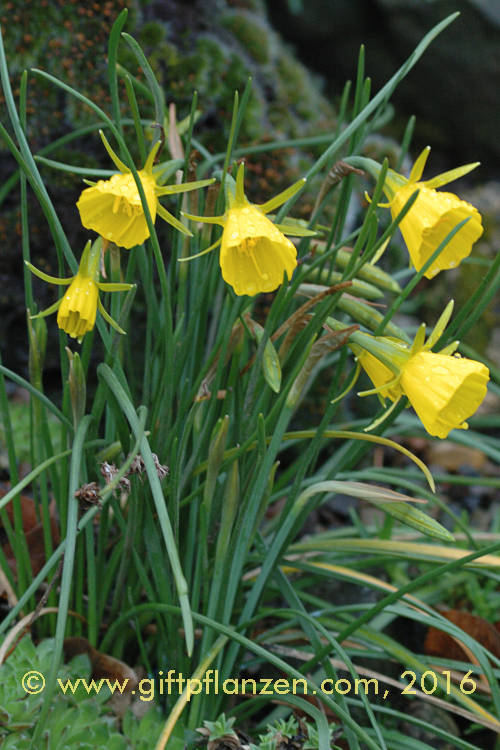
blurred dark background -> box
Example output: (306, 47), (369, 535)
(267, 0), (500, 178)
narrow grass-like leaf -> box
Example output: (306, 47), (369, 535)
(155, 635), (228, 750)
(121, 32), (165, 127)
(123, 73), (147, 164)
(101, 603), (384, 750)
(98, 364), (193, 655)
(293, 537), (500, 567)
(30, 414), (92, 746)
(366, 500), (454, 541)
(276, 12), (460, 219)
(444, 249), (500, 344)
(107, 9), (128, 138)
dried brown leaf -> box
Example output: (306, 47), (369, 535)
(425, 609), (500, 662)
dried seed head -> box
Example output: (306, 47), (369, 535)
(129, 455), (146, 476)
(100, 461), (131, 494)
(74, 481), (101, 510)
(152, 453), (169, 481)
(100, 461), (117, 484)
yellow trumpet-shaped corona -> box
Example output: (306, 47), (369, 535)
(26, 238), (135, 342)
(220, 204), (297, 296)
(384, 148), (483, 278)
(352, 301), (489, 438)
(181, 163), (315, 296)
(57, 274), (100, 340)
(78, 170), (158, 249)
(400, 351), (489, 438)
(76, 131), (214, 249)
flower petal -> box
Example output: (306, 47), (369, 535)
(408, 146), (431, 183)
(156, 203), (192, 237)
(423, 162), (480, 190)
(258, 178), (306, 215)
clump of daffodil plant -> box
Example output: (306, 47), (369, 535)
(26, 238), (134, 342)
(76, 131), (214, 249)
(180, 162), (315, 296)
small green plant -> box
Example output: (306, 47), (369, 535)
(200, 715), (335, 750)
(202, 713), (239, 741)
(0, 635), (164, 748)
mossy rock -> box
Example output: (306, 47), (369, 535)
(220, 10), (273, 65)
(0, 0), (336, 380)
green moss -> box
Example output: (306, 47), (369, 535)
(273, 47), (332, 132)
(0, 0), (129, 145)
(220, 11), (272, 65)
(137, 20), (168, 47)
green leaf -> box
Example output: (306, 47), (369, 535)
(369, 500), (455, 541)
(247, 318), (282, 393)
(98, 365), (193, 655)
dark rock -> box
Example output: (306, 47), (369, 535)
(267, 0), (500, 177)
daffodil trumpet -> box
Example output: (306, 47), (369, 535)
(26, 238), (135, 342)
(328, 300), (490, 438)
(179, 162), (315, 296)
(347, 148), (483, 278)
(76, 130), (215, 249)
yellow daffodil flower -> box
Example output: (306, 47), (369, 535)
(180, 163), (315, 296)
(399, 350), (489, 438)
(76, 131), (214, 249)
(351, 300), (489, 438)
(348, 148), (483, 278)
(26, 238), (135, 342)
(385, 148), (483, 278)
